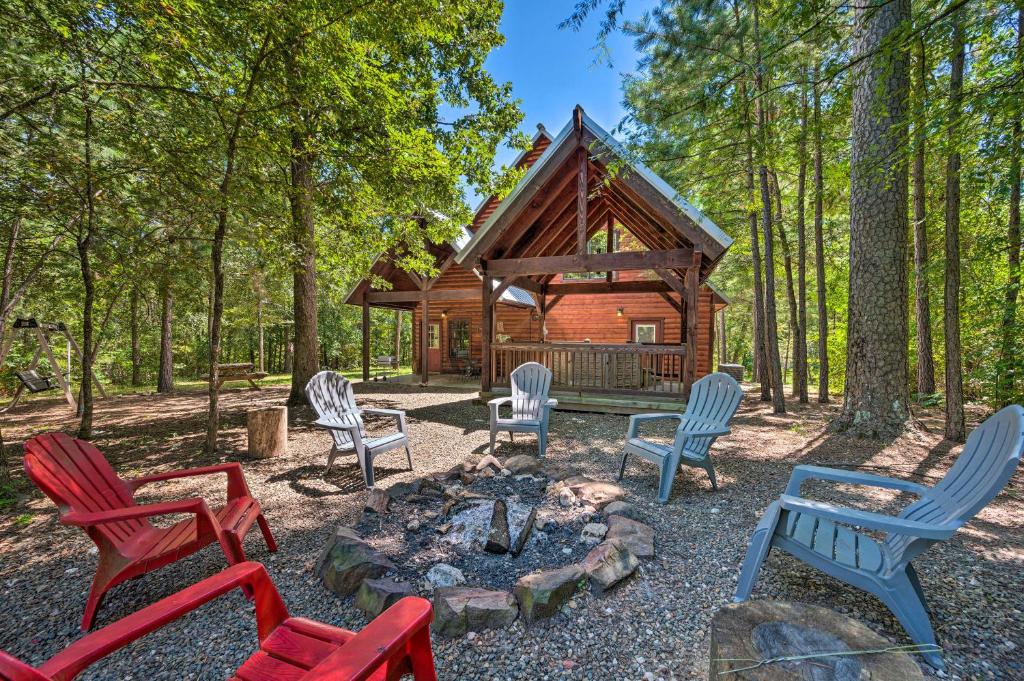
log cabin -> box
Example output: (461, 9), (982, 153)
(345, 106), (732, 413)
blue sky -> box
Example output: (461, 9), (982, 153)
(483, 0), (657, 170)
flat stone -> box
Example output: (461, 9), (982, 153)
(543, 463), (580, 481)
(603, 500), (641, 521)
(558, 487), (576, 507)
(484, 499), (511, 554)
(462, 455), (482, 472)
(354, 577), (414, 618)
(564, 477), (624, 510)
(364, 488), (390, 514)
(425, 563), (466, 589)
(514, 565), (585, 623)
(433, 587), (518, 638)
(317, 527), (395, 597)
(606, 515), (655, 558)
(581, 539), (638, 594)
(510, 507), (537, 557)
(580, 522), (608, 544)
(503, 454), (542, 474)
(385, 478), (422, 499)
(710, 601), (926, 680)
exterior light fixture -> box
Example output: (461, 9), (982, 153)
(617, 308), (624, 317)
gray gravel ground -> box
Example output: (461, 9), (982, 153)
(0, 382), (1021, 680)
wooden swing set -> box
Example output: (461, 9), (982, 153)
(0, 317), (106, 412)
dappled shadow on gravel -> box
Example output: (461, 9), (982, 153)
(0, 382), (1021, 679)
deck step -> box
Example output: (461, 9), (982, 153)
(480, 390), (685, 415)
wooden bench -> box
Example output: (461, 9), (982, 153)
(203, 362), (269, 390)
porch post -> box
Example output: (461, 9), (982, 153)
(481, 264), (493, 392)
(683, 250), (702, 397)
(719, 308), (727, 365)
(605, 214), (614, 283)
(420, 297), (429, 385)
(361, 297), (370, 381)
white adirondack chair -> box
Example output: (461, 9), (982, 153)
(734, 404), (1024, 670)
(489, 362), (557, 458)
(618, 372), (742, 503)
(305, 371), (412, 488)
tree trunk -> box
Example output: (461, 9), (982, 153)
(813, 63), (830, 403)
(257, 295), (265, 373)
(943, 10), (966, 442)
(78, 90), (96, 440)
(772, 171), (801, 399)
(834, 0), (912, 437)
(912, 35), (936, 396)
(795, 71), (810, 404)
(734, 7), (770, 400)
(394, 310), (402, 365)
(286, 48), (320, 407)
(130, 285), (142, 386)
(157, 278), (174, 393)
(753, 0), (785, 414)
(998, 7), (1023, 406)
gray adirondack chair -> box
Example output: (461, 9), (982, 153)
(489, 362), (557, 457)
(305, 371), (412, 488)
(734, 404), (1024, 670)
(618, 372), (742, 503)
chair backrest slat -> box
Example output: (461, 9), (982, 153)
(305, 371), (364, 449)
(510, 362), (552, 421)
(24, 433), (147, 547)
(885, 404), (1024, 564)
(679, 372), (743, 459)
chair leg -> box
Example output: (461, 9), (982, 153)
(617, 450), (629, 481)
(405, 445), (413, 471)
(363, 456), (375, 488)
(80, 572), (111, 631)
(734, 501), (782, 602)
(879, 574), (943, 670)
(326, 444), (339, 474)
(538, 430), (546, 458)
(489, 426), (497, 456)
(257, 513), (278, 553)
(509, 431), (514, 442)
(905, 563), (930, 615)
(703, 458), (718, 491)
(657, 456), (679, 504)
(406, 625), (438, 681)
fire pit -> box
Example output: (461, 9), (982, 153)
(316, 453), (657, 637)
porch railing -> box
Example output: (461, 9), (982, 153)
(490, 342), (687, 396)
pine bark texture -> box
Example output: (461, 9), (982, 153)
(912, 36), (936, 396)
(835, 0), (912, 437)
(157, 280), (173, 393)
(813, 64), (829, 403)
(130, 285), (141, 386)
(943, 11), (966, 442)
(772, 172), (802, 399)
(77, 93), (95, 440)
(795, 74), (810, 403)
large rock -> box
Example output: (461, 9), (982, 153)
(543, 463), (580, 482)
(562, 476), (624, 510)
(364, 488), (390, 514)
(514, 565), (585, 623)
(354, 577), (414, 617)
(710, 601), (925, 680)
(606, 515), (655, 558)
(475, 454), (503, 473)
(485, 499), (511, 554)
(425, 563), (466, 589)
(385, 478), (423, 499)
(603, 500), (641, 522)
(580, 522), (608, 544)
(433, 587), (518, 638)
(317, 527), (395, 597)
(503, 454), (542, 474)
(581, 539), (638, 594)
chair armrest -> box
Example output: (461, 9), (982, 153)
(62, 498), (213, 527)
(38, 562), (288, 681)
(303, 597), (434, 680)
(784, 464), (930, 497)
(778, 495), (958, 540)
(362, 408), (408, 434)
(129, 462), (252, 500)
(488, 396), (513, 407)
(678, 423), (731, 438)
(313, 417), (362, 433)
(627, 412), (683, 438)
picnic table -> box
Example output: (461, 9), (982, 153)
(203, 362), (269, 390)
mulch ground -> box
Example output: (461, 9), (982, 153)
(0, 382), (1021, 680)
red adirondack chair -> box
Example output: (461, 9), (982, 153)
(0, 561), (437, 681)
(23, 432), (278, 631)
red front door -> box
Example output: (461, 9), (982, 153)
(427, 322), (441, 372)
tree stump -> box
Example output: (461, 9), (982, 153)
(718, 363), (745, 382)
(247, 406), (288, 459)
(710, 601), (924, 680)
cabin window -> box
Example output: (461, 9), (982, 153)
(428, 323), (440, 350)
(563, 229), (618, 281)
(448, 319), (471, 359)
(631, 320), (662, 344)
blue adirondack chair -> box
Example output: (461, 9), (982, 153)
(618, 372), (742, 503)
(734, 404), (1024, 670)
(305, 371), (412, 487)
(489, 362), (557, 458)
